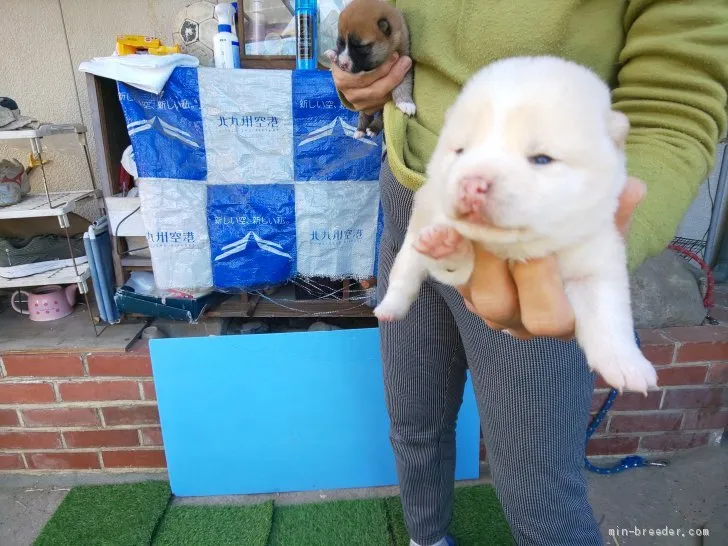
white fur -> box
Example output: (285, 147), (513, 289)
(375, 56), (657, 393)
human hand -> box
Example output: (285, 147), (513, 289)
(458, 177), (647, 339)
(331, 54), (413, 115)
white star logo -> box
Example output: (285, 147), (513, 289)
(298, 116), (378, 147)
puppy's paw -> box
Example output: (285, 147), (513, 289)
(373, 292), (411, 322)
(592, 348), (658, 394)
(366, 128), (380, 138)
(414, 225), (464, 260)
(324, 49), (338, 64)
(353, 130), (365, 139)
(395, 101), (416, 116)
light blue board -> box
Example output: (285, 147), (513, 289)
(149, 328), (480, 497)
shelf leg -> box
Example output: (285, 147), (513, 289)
(33, 138), (53, 209)
(79, 132), (106, 216)
(63, 224), (81, 278)
(79, 279), (106, 337)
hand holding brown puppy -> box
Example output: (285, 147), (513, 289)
(332, 54), (413, 115)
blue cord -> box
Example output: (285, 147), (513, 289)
(583, 333), (669, 474)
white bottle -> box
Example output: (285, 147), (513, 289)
(249, 0), (267, 55)
(213, 2), (240, 69)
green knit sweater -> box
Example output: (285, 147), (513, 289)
(378, 0), (728, 269)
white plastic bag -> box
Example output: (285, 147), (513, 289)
(138, 178), (213, 290)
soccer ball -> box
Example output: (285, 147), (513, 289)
(173, 1), (224, 67)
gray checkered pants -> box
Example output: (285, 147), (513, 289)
(377, 160), (603, 546)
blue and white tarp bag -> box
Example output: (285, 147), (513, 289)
(119, 67), (383, 291)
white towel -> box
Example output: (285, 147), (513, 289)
(79, 54), (200, 95)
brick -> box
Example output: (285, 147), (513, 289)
(22, 408), (100, 428)
(609, 412), (683, 433)
(662, 387), (727, 409)
(86, 353), (152, 377)
(682, 409), (728, 430)
(636, 329), (672, 345)
(58, 381), (140, 402)
(102, 405), (159, 426)
(0, 453), (25, 470)
(666, 326), (728, 363)
(102, 449), (166, 469)
(0, 409), (19, 427)
(677, 342), (728, 363)
(707, 362), (728, 384)
(141, 382), (156, 401)
(636, 329), (676, 366)
(64, 429), (139, 448)
(27, 452), (100, 470)
(2, 354), (83, 377)
(140, 427), (163, 446)
(0, 383), (55, 403)
(591, 392), (610, 412)
(656, 365), (708, 386)
(587, 413), (608, 434)
(641, 344), (676, 366)
(0, 431), (61, 449)
(640, 432), (710, 451)
(586, 436), (639, 456)
(663, 326), (728, 343)
(611, 391), (662, 411)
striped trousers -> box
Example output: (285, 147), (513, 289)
(377, 160), (603, 546)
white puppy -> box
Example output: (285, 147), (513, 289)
(374, 56), (658, 394)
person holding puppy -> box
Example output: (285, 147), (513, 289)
(333, 2), (728, 546)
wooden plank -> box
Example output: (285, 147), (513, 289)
(252, 297), (373, 318)
(86, 73), (132, 288)
(0, 306), (145, 354)
(205, 294), (259, 318)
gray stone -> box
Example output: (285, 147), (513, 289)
(308, 321), (341, 332)
(240, 320), (270, 335)
(630, 250), (707, 328)
(150, 318), (225, 338)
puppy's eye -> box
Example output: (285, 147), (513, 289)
(336, 37), (345, 50)
(528, 154), (554, 166)
(454, 148), (465, 156)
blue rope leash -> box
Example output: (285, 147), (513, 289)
(583, 333), (669, 474)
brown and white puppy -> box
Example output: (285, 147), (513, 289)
(325, 0), (415, 138)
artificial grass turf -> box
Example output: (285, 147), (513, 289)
(268, 498), (391, 546)
(385, 485), (514, 546)
(34, 482), (511, 546)
(152, 502), (274, 546)
(34, 481), (171, 546)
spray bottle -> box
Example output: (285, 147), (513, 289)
(295, 0), (317, 70)
(214, 2), (241, 69)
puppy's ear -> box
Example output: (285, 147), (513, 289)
(608, 110), (630, 149)
(378, 18), (392, 37)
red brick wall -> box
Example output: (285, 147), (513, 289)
(0, 342), (164, 471)
(1, 326), (726, 472)
(584, 326), (728, 458)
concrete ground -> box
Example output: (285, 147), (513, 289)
(1, 446), (726, 545)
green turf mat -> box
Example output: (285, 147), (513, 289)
(385, 485), (514, 546)
(268, 498), (391, 546)
(34, 481), (170, 546)
(152, 502), (273, 545)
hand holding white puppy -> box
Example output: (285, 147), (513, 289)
(459, 177), (646, 340)
(374, 56), (658, 393)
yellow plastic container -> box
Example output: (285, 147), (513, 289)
(115, 35), (180, 56)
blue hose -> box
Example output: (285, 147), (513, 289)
(584, 333), (669, 474)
